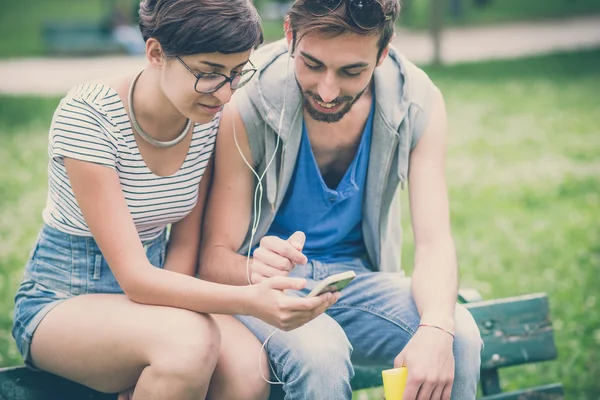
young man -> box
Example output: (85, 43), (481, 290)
(200, 0), (482, 399)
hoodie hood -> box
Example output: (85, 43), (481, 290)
(245, 39), (411, 143)
(234, 38), (438, 272)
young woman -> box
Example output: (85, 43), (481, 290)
(12, 1), (337, 399)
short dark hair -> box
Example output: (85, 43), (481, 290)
(287, 0), (400, 57)
(139, 0), (264, 56)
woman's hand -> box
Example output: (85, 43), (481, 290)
(245, 276), (339, 331)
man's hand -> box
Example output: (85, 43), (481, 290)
(394, 326), (455, 400)
(246, 276), (340, 331)
(250, 231), (309, 284)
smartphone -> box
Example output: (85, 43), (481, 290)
(306, 271), (356, 298)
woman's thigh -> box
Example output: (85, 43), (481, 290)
(208, 314), (270, 400)
(30, 293), (219, 394)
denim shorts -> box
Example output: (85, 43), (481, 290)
(12, 223), (167, 368)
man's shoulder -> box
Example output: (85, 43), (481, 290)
(387, 45), (437, 98)
(374, 46), (438, 121)
(374, 46), (440, 150)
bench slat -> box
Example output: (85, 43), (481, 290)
(351, 293), (558, 392)
(0, 366), (116, 400)
(480, 383), (564, 400)
(352, 366), (383, 390)
(480, 369), (502, 395)
(464, 293), (557, 370)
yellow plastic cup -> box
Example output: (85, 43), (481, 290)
(382, 367), (408, 400)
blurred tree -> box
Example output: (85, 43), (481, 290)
(430, 0), (444, 65)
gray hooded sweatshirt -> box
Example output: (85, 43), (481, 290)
(233, 39), (438, 274)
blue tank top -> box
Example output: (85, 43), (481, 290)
(266, 98), (374, 262)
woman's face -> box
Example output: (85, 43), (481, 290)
(161, 50), (254, 124)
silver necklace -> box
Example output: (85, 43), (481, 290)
(128, 69), (192, 148)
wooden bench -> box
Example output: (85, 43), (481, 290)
(351, 292), (564, 399)
(0, 292), (563, 400)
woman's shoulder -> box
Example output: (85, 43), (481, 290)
(63, 76), (129, 115)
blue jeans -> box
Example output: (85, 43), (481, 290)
(12, 224), (167, 368)
(237, 257), (482, 400)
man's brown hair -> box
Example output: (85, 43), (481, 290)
(286, 0), (400, 58)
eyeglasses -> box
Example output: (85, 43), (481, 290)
(176, 56), (257, 94)
(304, 0), (392, 30)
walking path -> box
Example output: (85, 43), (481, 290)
(1, 16), (599, 96)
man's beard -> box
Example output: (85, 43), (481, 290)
(297, 79), (369, 123)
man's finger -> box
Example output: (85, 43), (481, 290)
(250, 272), (267, 284)
(415, 381), (435, 400)
(441, 383), (453, 400)
(402, 374), (422, 400)
(430, 384), (444, 400)
(252, 260), (289, 278)
(394, 353), (406, 369)
(287, 231), (306, 250)
(261, 236), (307, 264)
(254, 246), (295, 271)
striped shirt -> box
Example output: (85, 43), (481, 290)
(42, 83), (219, 241)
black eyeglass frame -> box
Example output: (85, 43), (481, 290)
(175, 56), (257, 94)
(304, 0), (392, 30)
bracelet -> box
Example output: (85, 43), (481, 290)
(418, 323), (455, 339)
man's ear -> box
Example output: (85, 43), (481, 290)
(377, 42), (391, 67)
(146, 38), (165, 69)
(284, 17), (294, 54)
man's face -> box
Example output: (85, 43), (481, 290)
(292, 31), (383, 123)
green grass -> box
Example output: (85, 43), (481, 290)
(0, 96), (60, 367)
(0, 1), (114, 58)
(1, 50), (599, 398)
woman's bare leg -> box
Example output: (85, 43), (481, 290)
(30, 294), (220, 400)
(207, 315), (270, 400)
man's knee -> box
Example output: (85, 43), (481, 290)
(280, 320), (354, 383)
(453, 305), (483, 368)
(452, 304), (482, 400)
(240, 315), (354, 398)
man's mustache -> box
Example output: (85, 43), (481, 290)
(305, 92), (353, 105)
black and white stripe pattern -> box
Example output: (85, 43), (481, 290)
(42, 84), (219, 241)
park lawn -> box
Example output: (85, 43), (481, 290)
(0, 1), (111, 58)
(1, 49), (599, 399)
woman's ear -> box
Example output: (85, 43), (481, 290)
(146, 38), (165, 69)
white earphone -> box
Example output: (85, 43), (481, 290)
(231, 50), (293, 386)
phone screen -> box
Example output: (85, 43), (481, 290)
(315, 277), (355, 295)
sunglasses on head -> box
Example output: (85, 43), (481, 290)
(304, 0), (392, 30)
